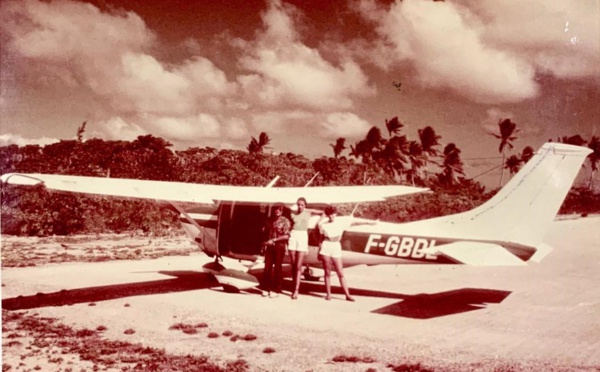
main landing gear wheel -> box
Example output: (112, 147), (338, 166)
(302, 267), (320, 282)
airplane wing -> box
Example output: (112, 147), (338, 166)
(0, 173), (427, 205)
(0, 173), (215, 204)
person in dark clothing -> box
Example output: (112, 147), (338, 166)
(261, 203), (291, 298)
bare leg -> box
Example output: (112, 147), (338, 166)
(288, 250), (298, 289)
(291, 252), (306, 299)
(331, 257), (354, 301)
(321, 255), (332, 300)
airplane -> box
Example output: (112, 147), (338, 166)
(0, 142), (592, 293)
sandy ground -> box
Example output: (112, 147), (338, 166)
(2, 217), (600, 372)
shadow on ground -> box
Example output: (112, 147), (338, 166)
(371, 288), (512, 319)
(285, 280), (511, 319)
(3, 271), (511, 319)
(287, 279), (407, 300)
(2, 271), (218, 310)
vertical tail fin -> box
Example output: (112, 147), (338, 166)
(430, 143), (591, 246)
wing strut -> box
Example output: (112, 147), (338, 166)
(266, 176), (280, 188)
(303, 172), (320, 187)
(170, 202), (217, 257)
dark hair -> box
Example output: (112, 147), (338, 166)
(297, 197), (307, 204)
(324, 205), (337, 216)
(274, 202), (285, 209)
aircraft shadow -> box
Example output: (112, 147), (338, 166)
(3, 272), (511, 319)
(2, 271), (218, 311)
(371, 288), (512, 319)
(284, 280), (511, 319)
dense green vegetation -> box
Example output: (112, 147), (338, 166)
(1, 118), (599, 236)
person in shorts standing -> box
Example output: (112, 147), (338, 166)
(318, 205), (374, 301)
(288, 197), (323, 299)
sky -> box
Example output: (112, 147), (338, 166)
(1, 0), (599, 187)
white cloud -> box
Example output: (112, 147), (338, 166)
(1, 0), (239, 144)
(92, 117), (147, 141)
(237, 74), (285, 107)
(458, 0), (600, 79)
(177, 57), (237, 97)
(321, 112), (371, 139)
(246, 110), (370, 140)
(249, 110), (313, 133)
(0, 133), (59, 147)
(223, 117), (251, 140)
(356, 0), (599, 104)
(237, 0), (375, 110)
(357, 0), (539, 103)
(326, 38), (399, 72)
(1, 0), (153, 61)
(260, 0), (299, 42)
(0, 0), (378, 150)
(116, 53), (192, 115)
(148, 114), (222, 141)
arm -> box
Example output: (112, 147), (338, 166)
(317, 215), (329, 229)
(307, 208), (324, 216)
(317, 216), (329, 243)
(266, 234), (289, 245)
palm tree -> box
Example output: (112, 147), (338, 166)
(439, 143), (465, 186)
(504, 155), (523, 176)
(351, 126), (386, 164)
(587, 136), (600, 190)
(366, 126), (385, 149)
(330, 137), (347, 158)
(520, 146), (534, 163)
(491, 118), (519, 187)
(247, 132), (271, 153)
(558, 135), (587, 146)
(76, 121), (87, 142)
(406, 140), (426, 185)
(349, 139), (369, 163)
(377, 135), (408, 178)
(349, 144), (361, 159)
(418, 126), (441, 157)
(385, 117), (403, 137)
(502, 145), (534, 177)
(417, 126), (442, 180)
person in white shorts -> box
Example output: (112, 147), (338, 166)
(288, 197), (323, 300)
(317, 205), (355, 302)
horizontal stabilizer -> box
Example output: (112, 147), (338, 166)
(437, 242), (526, 266)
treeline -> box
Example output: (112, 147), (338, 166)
(0, 132), (598, 236)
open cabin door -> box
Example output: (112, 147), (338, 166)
(218, 203), (268, 257)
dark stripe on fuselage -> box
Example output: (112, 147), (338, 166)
(321, 230), (537, 264)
